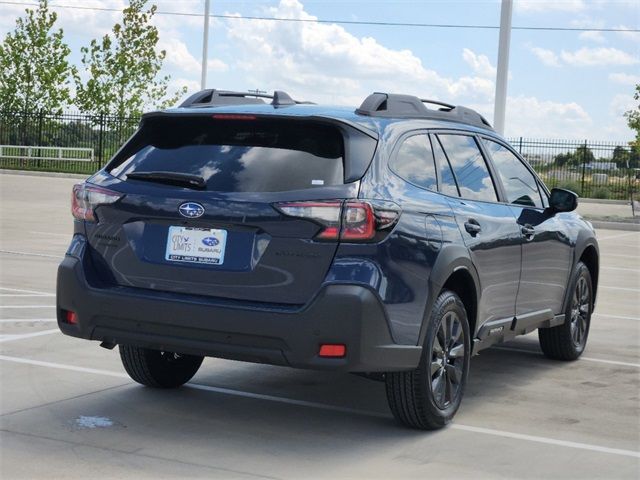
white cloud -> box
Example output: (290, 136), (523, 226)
(560, 47), (639, 66)
(504, 95), (593, 139)
(530, 45), (639, 67)
(515, 0), (587, 13)
(578, 31), (606, 43)
(614, 25), (640, 42)
(207, 58), (229, 73)
(529, 47), (561, 67)
(159, 38), (201, 73)
(462, 48), (496, 78)
(223, 0), (495, 104)
(609, 73), (640, 85)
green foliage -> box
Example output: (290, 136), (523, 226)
(74, 0), (186, 117)
(553, 145), (595, 167)
(592, 187), (611, 199)
(0, 0), (75, 114)
(624, 83), (640, 147)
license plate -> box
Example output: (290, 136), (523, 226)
(165, 226), (227, 265)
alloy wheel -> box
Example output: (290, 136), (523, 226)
(430, 311), (466, 409)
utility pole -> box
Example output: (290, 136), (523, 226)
(201, 0), (211, 90)
(493, 0), (512, 135)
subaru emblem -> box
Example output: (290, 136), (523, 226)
(178, 202), (205, 218)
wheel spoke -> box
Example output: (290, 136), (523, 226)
(432, 370), (445, 404)
(433, 334), (444, 356)
(430, 361), (442, 377)
(444, 371), (453, 405)
(449, 344), (465, 358)
(446, 364), (463, 384)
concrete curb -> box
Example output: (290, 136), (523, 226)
(0, 169), (89, 180)
(580, 198), (629, 205)
(590, 220), (640, 232)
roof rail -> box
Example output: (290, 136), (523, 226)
(355, 92), (493, 130)
(179, 89), (307, 108)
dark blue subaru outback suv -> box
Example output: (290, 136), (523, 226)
(57, 90), (599, 429)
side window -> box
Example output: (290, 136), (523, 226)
(437, 134), (498, 202)
(482, 139), (543, 208)
(390, 134), (437, 191)
(432, 135), (460, 197)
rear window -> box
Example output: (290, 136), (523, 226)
(109, 117), (344, 192)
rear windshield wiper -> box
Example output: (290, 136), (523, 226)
(125, 171), (206, 190)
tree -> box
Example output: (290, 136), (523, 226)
(74, 0), (186, 117)
(624, 84), (640, 147)
(0, 0), (75, 114)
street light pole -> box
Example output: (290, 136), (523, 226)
(201, 0), (211, 90)
(493, 0), (512, 135)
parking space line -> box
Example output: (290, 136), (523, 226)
(493, 346), (640, 368)
(0, 250), (62, 259)
(0, 294), (53, 297)
(597, 232), (639, 241)
(0, 330), (59, 343)
(0, 305), (55, 309)
(0, 287), (54, 296)
(594, 313), (640, 322)
(0, 319), (57, 323)
(0, 354), (637, 459)
(599, 285), (640, 292)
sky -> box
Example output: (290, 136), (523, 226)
(1, 0), (639, 141)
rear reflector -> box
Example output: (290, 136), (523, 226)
(64, 310), (78, 325)
(319, 344), (346, 358)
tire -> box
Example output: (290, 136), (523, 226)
(119, 345), (204, 388)
(539, 261), (593, 361)
(385, 290), (471, 430)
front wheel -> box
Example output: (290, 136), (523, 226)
(539, 261), (593, 361)
(385, 290), (471, 430)
(119, 345), (204, 388)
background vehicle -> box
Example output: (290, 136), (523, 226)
(57, 90), (599, 429)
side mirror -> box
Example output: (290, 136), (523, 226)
(549, 188), (578, 212)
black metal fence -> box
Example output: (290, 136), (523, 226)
(0, 111), (139, 175)
(0, 111), (638, 199)
(508, 138), (639, 200)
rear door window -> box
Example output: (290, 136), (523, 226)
(109, 117), (344, 192)
(432, 135), (460, 197)
(482, 139), (544, 208)
(437, 134), (498, 202)
(390, 134), (437, 191)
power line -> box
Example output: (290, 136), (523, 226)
(1, 1), (639, 33)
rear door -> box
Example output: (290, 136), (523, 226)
(480, 138), (572, 317)
(85, 115), (373, 305)
(433, 133), (521, 327)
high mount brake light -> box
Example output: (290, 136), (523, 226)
(211, 114), (257, 120)
(275, 200), (399, 242)
(71, 183), (122, 222)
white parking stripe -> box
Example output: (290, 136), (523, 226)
(493, 346), (640, 368)
(0, 305), (55, 309)
(0, 250), (61, 259)
(599, 285), (640, 292)
(0, 319), (57, 323)
(0, 294), (53, 297)
(0, 287), (54, 296)
(594, 313), (640, 322)
(0, 330), (59, 343)
(0, 354), (637, 459)
(597, 232), (639, 241)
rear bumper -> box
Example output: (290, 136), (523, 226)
(56, 247), (421, 372)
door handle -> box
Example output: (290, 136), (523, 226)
(464, 219), (481, 236)
(521, 224), (535, 240)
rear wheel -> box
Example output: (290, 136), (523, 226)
(539, 261), (593, 361)
(385, 290), (471, 430)
(119, 345), (204, 388)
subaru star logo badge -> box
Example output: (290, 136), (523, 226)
(178, 202), (205, 218)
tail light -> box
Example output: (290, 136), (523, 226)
(71, 183), (122, 222)
(275, 200), (400, 242)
